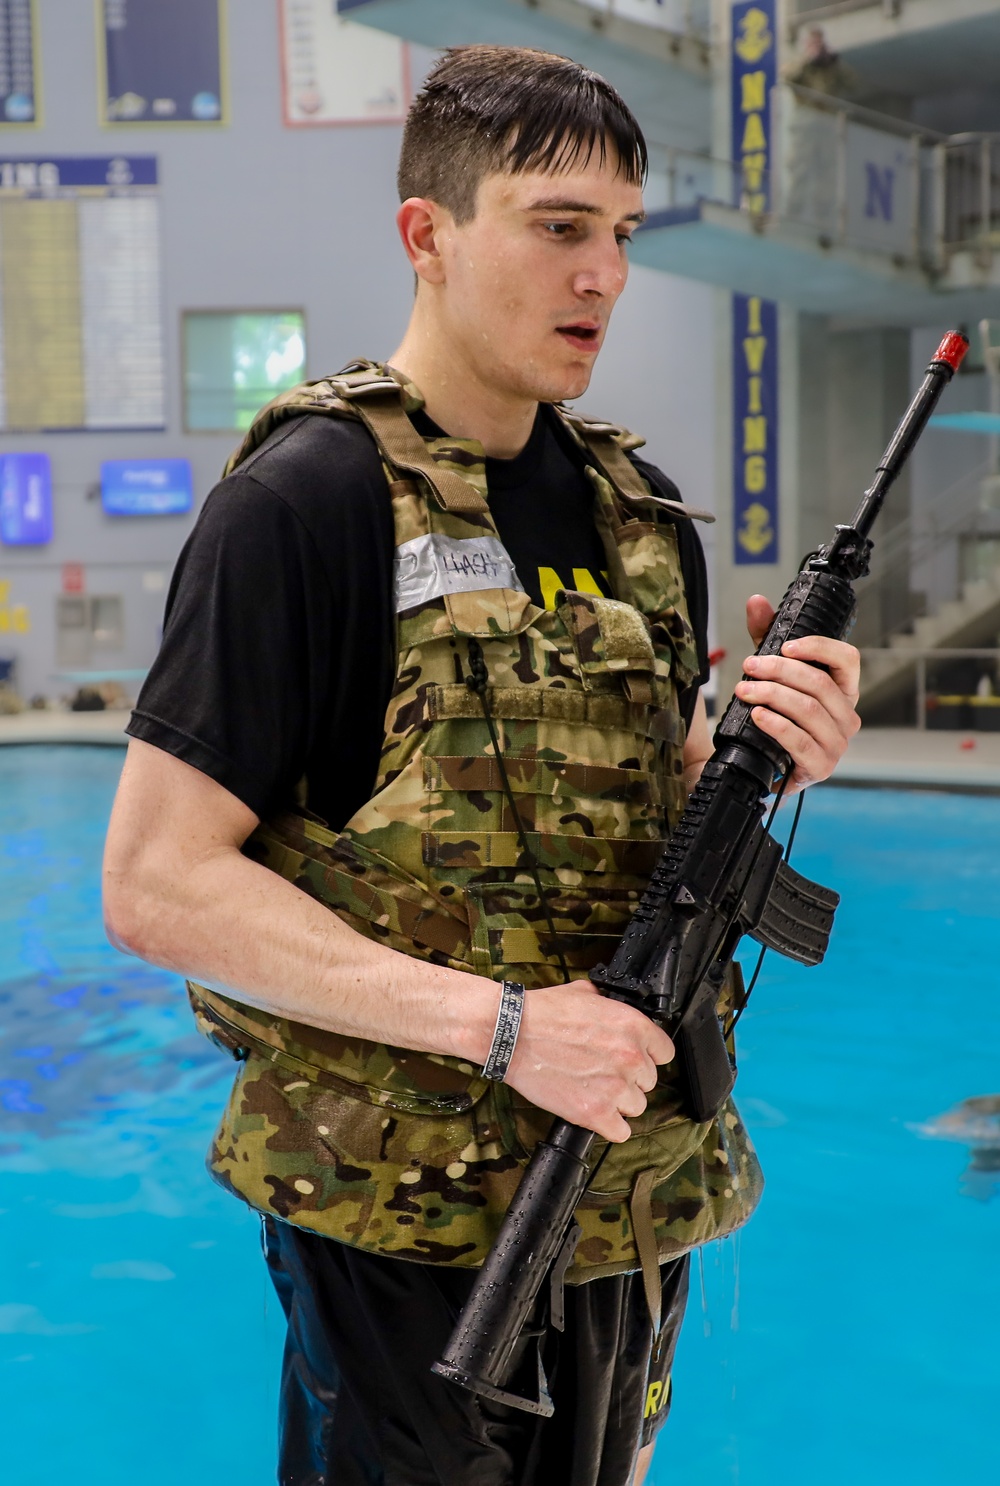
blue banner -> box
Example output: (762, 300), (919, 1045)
(0, 452), (52, 544)
(101, 459), (192, 516)
(0, 156), (157, 191)
(730, 0), (776, 213)
(0, 0), (37, 126)
(101, 0), (226, 125)
(732, 293), (778, 566)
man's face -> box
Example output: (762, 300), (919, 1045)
(430, 146), (645, 405)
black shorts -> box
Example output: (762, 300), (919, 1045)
(263, 1217), (690, 1486)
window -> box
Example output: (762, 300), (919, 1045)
(56, 595), (125, 668)
(182, 310), (306, 432)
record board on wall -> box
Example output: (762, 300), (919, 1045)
(280, 0), (408, 128)
(99, 0), (227, 125)
(0, 0), (39, 127)
(0, 156), (165, 431)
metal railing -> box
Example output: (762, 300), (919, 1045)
(644, 85), (1000, 272)
(644, 142), (745, 214)
(645, 84), (943, 267)
(907, 650), (1000, 730)
(790, 0), (900, 27)
(772, 84), (941, 264)
(575, 0), (711, 41)
(938, 135), (1000, 259)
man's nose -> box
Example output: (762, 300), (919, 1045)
(572, 236), (627, 299)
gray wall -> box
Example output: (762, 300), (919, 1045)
(0, 0), (416, 700)
(0, 0), (719, 702)
(580, 262), (719, 648)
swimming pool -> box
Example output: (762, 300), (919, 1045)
(1, 746), (997, 1484)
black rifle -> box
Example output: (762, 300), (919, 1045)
(432, 332), (969, 1416)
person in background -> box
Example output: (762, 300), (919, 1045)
(103, 45), (861, 1486)
(784, 24), (858, 100)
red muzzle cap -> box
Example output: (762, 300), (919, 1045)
(933, 331), (970, 373)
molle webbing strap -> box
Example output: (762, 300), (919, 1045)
(420, 829), (664, 875)
(629, 1167), (663, 1337)
(332, 369), (489, 517)
(558, 409), (715, 525)
(422, 754), (660, 806)
(427, 682), (646, 731)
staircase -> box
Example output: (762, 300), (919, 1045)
(858, 461), (1000, 717)
(861, 577), (1000, 716)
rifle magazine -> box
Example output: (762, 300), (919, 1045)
(749, 861), (840, 966)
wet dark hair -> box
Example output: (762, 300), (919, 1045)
(398, 45), (647, 223)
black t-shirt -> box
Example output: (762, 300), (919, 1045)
(128, 405), (709, 830)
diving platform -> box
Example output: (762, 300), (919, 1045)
(631, 198), (1000, 326)
(338, 0), (712, 150)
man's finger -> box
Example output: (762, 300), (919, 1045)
(741, 653), (862, 731)
(780, 635), (861, 698)
(747, 705), (830, 786)
(744, 593), (775, 649)
(647, 1027), (675, 1065)
(736, 676), (847, 760)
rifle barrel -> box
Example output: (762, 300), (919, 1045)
(849, 331), (968, 540)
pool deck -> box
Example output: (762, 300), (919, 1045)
(0, 710), (132, 746)
(827, 726), (1000, 794)
(1, 713), (1000, 792)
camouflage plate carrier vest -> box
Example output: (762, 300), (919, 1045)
(189, 363), (763, 1283)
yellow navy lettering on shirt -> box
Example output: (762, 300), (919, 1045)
(536, 565), (612, 610)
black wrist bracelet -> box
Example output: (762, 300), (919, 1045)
(482, 980), (525, 1082)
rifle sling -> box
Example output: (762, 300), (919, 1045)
(629, 1167), (663, 1338)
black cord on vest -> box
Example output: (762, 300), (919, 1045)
(466, 638), (571, 985)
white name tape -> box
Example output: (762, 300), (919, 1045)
(394, 533), (525, 612)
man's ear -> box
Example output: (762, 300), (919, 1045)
(396, 197), (450, 286)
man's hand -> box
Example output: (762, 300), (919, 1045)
(735, 594), (861, 793)
(505, 981), (674, 1144)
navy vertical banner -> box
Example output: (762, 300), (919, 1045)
(731, 2), (778, 565)
(732, 293), (779, 566)
(730, 0), (776, 212)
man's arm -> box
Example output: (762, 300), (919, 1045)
(106, 598), (858, 1146)
(103, 738), (672, 1145)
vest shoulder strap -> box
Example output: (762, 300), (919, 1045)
(330, 367), (489, 517)
(222, 378), (359, 478)
(555, 405), (715, 525)
(224, 362), (488, 517)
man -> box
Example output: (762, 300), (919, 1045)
(104, 46), (860, 1486)
(783, 25), (858, 99)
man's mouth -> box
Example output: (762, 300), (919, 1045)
(556, 323), (602, 351)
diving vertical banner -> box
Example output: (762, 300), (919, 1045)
(731, 2), (778, 565)
(732, 294), (778, 565)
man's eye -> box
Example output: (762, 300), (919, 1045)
(543, 222), (575, 235)
(616, 233), (633, 246)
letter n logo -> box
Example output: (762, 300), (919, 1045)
(864, 164), (894, 221)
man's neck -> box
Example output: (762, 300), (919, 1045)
(389, 316), (538, 460)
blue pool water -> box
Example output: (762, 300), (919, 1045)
(1, 746), (998, 1485)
